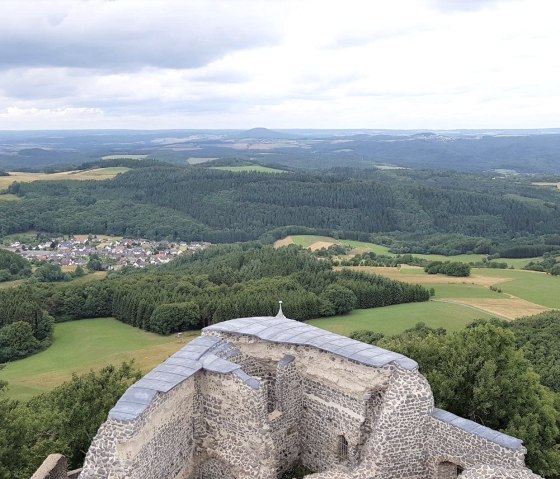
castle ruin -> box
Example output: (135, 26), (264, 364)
(66, 308), (542, 479)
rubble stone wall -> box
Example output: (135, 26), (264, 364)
(80, 377), (197, 479)
(73, 315), (542, 479)
(426, 416), (526, 476)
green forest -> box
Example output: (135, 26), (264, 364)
(1, 163), (560, 255)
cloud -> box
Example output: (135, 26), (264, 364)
(0, 0), (559, 129)
(0, 0), (280, 71)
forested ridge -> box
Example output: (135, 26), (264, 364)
(1, 164), (560, 253)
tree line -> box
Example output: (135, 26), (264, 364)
(0, 245), (429, 360)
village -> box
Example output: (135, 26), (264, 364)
(3, 235), (211, 269)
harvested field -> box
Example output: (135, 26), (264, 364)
(273, 237), (295, 248)
(0, 167), (130, 189)
(336, 266), (512, 287)
(441, 298), (550, 320)
(308, 241), (336, 251)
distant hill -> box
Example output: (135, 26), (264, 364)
(229, 128), (301, 140)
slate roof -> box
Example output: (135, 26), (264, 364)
(109, 335), (258, 422)
(431, 408), (523, 451)
(109, 313), (416, 422)
(205, 314), (418, 370)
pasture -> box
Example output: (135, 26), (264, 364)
(210, 165), (287, 173)
(470, 268), (560, 309)
(0, 167), (130, 189)
(0, 318), (192, 401)
(307, 301), (492, 337)
(276, 235), (537, 268)
(335, 265), (557, 319)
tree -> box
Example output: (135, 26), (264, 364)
(0, 362), (141, 478)
(87, 254), (104, 272)
(33, 263), (65, 283)
(0, 322), (40, 362)
(148, 302), (201, 334)
(321, 284), (357, 315)
(376, 321), (560, 478)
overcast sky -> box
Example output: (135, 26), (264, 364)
(0, 0), (559, 129)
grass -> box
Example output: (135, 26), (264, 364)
(0, 193), (20, 201)
(210, 165), (287, 174)
(0, 167), (130, 190)
(0, 318), (194, 401)
(284, 235), (536, 268)
(470, 268), (560, 308)
(307, 301), (493, 337)
(428, 283), (504, 299)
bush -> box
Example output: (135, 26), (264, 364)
(148, 302), (201, 334)
(0, 322), (41, 362)
(424, 261), (470, 277)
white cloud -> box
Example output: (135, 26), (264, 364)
(0, 0), (559, 128)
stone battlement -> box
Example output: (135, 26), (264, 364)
(77, 311), (542, 479)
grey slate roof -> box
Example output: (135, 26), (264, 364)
(109, 334), (257, 422)
(204, 315), (418, 370)
(110, 313), (416, 422)
(431, 408), (523, 450)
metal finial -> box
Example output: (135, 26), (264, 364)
(276, 300), (285, 318)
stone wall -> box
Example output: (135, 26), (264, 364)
(426, 410), (527, 476)
(72, 314), (542, 479)
(80, 376), (197, 479)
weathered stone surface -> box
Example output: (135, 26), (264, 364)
(77, 313), (542, 479)
(31, 454), (68, 479)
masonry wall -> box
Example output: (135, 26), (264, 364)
(425, 416), (527, 476)
(80, 377), (197, 479)
(194, 370), (277, 479)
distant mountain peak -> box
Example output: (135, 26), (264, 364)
(231, 128), (300, 140)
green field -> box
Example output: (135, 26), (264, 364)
(285, 235), (536, 268)
(470, 268), (560, 308)
(210, 165), (287, 174)
(0, 318), (191, 401)
(0, 193), (20, 201)
(307, 301), (493, 337)
(428, 283), (504, 299)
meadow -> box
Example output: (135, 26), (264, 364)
(307, 301), (492, 337)
(280, 234), (537, 267)
(0, 318), (190, 401)
(0, 167), (130, 190)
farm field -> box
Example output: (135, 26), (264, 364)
(276, 235), (537, 268)
(470, 268), (560, 309)
(0, 193), (20, 201)
(0, 167), (130, 189)
(336, 265), (558, 318)
(0, 318), (192, 401)
(307, 301), (493, 337)
(210, 165), (287, 173)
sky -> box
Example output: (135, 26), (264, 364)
(0, 0), (559, 130)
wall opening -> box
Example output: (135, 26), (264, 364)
(337, 435), (349, 463)
(436, 461), (463, 479)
